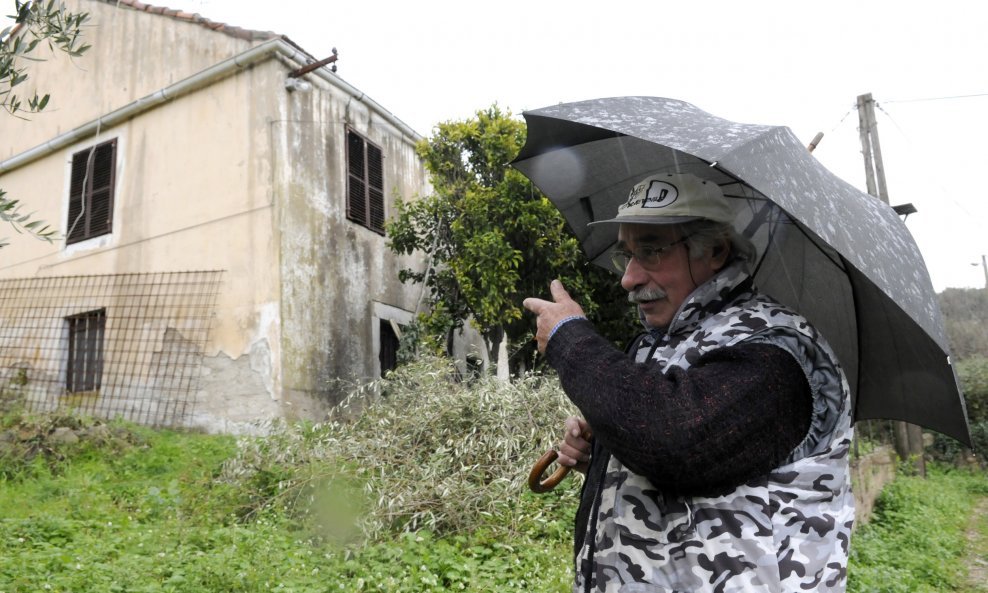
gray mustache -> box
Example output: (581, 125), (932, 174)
(629, 287), (667, 304)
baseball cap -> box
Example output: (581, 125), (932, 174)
(588, 172), (734, 226)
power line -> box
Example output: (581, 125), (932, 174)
(828, 104), (856, 133)
(873, 101), (988, 229)
(881, 92), (988, 105)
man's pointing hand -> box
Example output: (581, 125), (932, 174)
(523, 279), (586, 353)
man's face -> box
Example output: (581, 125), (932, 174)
(616, 223), (724, 329)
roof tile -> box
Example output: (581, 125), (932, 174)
(96, 0), (282, 42)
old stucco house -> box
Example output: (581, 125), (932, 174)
(0, 0), (450, 432)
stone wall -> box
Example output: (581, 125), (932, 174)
(850, 445), (897, 527)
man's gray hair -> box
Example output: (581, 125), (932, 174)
(681, 220), (757, 268)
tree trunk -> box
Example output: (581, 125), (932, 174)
(497, 336), (510, 382)
(894, 420), (927, 477)
(485, 326), (510, 382)
(893, 421), (910, 460)
(907, 423), (927, 477)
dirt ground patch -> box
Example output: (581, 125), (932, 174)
(966, 497), (988, 592)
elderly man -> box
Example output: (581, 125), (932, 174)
(523, 172), (854, 593)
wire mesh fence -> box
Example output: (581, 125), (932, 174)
(0, 271), (223, 427)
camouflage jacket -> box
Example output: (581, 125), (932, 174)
(574, 262), (855, 593)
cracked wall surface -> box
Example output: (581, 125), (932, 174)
(271, 77), (430, 419)
(192, 339), (282, 434)
(0, 3), (433, 430)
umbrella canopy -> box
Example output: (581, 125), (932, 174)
(513, 96), (970, 446)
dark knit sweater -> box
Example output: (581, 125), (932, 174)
(546, 318), (812, 495)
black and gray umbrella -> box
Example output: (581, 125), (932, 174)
(513, 96), (970, 446)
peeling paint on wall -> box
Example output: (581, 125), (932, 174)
(0, 2), (439, 431)
(192, 339), (281, 434)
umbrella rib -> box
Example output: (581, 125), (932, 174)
(846, 254), (865, 422)
(587, 242), (615, 265)
(723, 188), (848, 273)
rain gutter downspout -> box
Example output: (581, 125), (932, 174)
(0, 38), (420, 175)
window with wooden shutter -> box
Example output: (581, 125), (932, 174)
(66, 308), (106, 393)
(66, 139), (117, 244)
(346, 129), (385, 234)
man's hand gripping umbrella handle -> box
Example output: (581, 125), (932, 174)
(528, 449), (572, 493)
(528, 425), (592, 493)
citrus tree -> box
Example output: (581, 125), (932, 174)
(387, 105), (630, 373)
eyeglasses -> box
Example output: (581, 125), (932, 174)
(610, 235), (692, 272)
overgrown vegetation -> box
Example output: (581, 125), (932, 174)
(3, 357), (987, 591)
(931, 355), (988, 462)
(218, 356), (579, 541)
(848, 467), (988, 593)
(0, 411), (142, 480)
(0, 358), (580, 592)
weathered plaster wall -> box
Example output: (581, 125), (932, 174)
(0, 6), (289, 430)
(2, 0), (259, 158)
(272, 76), (429, 418)
(193, 339), (282, 434)
(1, 66), (284, 323)
(0, 1), (447, 429)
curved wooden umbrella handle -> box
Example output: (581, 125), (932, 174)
(528, 426), (592, 493)
(528, 448), (572, 493)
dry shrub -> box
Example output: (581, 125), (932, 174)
(220, 356), (579, 541)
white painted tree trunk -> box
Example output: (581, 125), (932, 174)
(496, 335), (509, 382)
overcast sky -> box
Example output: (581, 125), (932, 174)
(21, 0), (988, 290)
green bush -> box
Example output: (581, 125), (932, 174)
(930, 356), (988, 463)
(219, 355), (580, 541)
(931, 421), (988, 466)
(957, 356), (988, 424)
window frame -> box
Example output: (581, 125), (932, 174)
(65, 308), (107, 394)
(378, 318), (402, 377)
(66, 138), (117, 245)
(345, 128), (385, 235)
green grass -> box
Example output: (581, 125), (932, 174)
(0, 417), (576, 592)
(8, 427), (986, 593)
(2, 388), (986, 593)
(848, 465), (988, 593)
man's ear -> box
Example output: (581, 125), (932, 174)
(710, 239), (731, 270)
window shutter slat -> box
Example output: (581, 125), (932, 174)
(369, 188), (385, 232)
(66, 197), (84, 242)
(367, 144), (384, 232)
(345, 129), (385, 235)
(93, 143), (114, 185)
(347, 132), (364, 177)
(349, 178), (367, 226)
(367, 144), (383, 190)
(69, 155), (88, 196)
(66, 139), (116, 244)
(89, 189), (112, 235)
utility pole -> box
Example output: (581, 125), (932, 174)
(857, 92), (926, 477)
(857, 94), (891, 202)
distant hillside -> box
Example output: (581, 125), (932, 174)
(939, 288), (988, 360)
